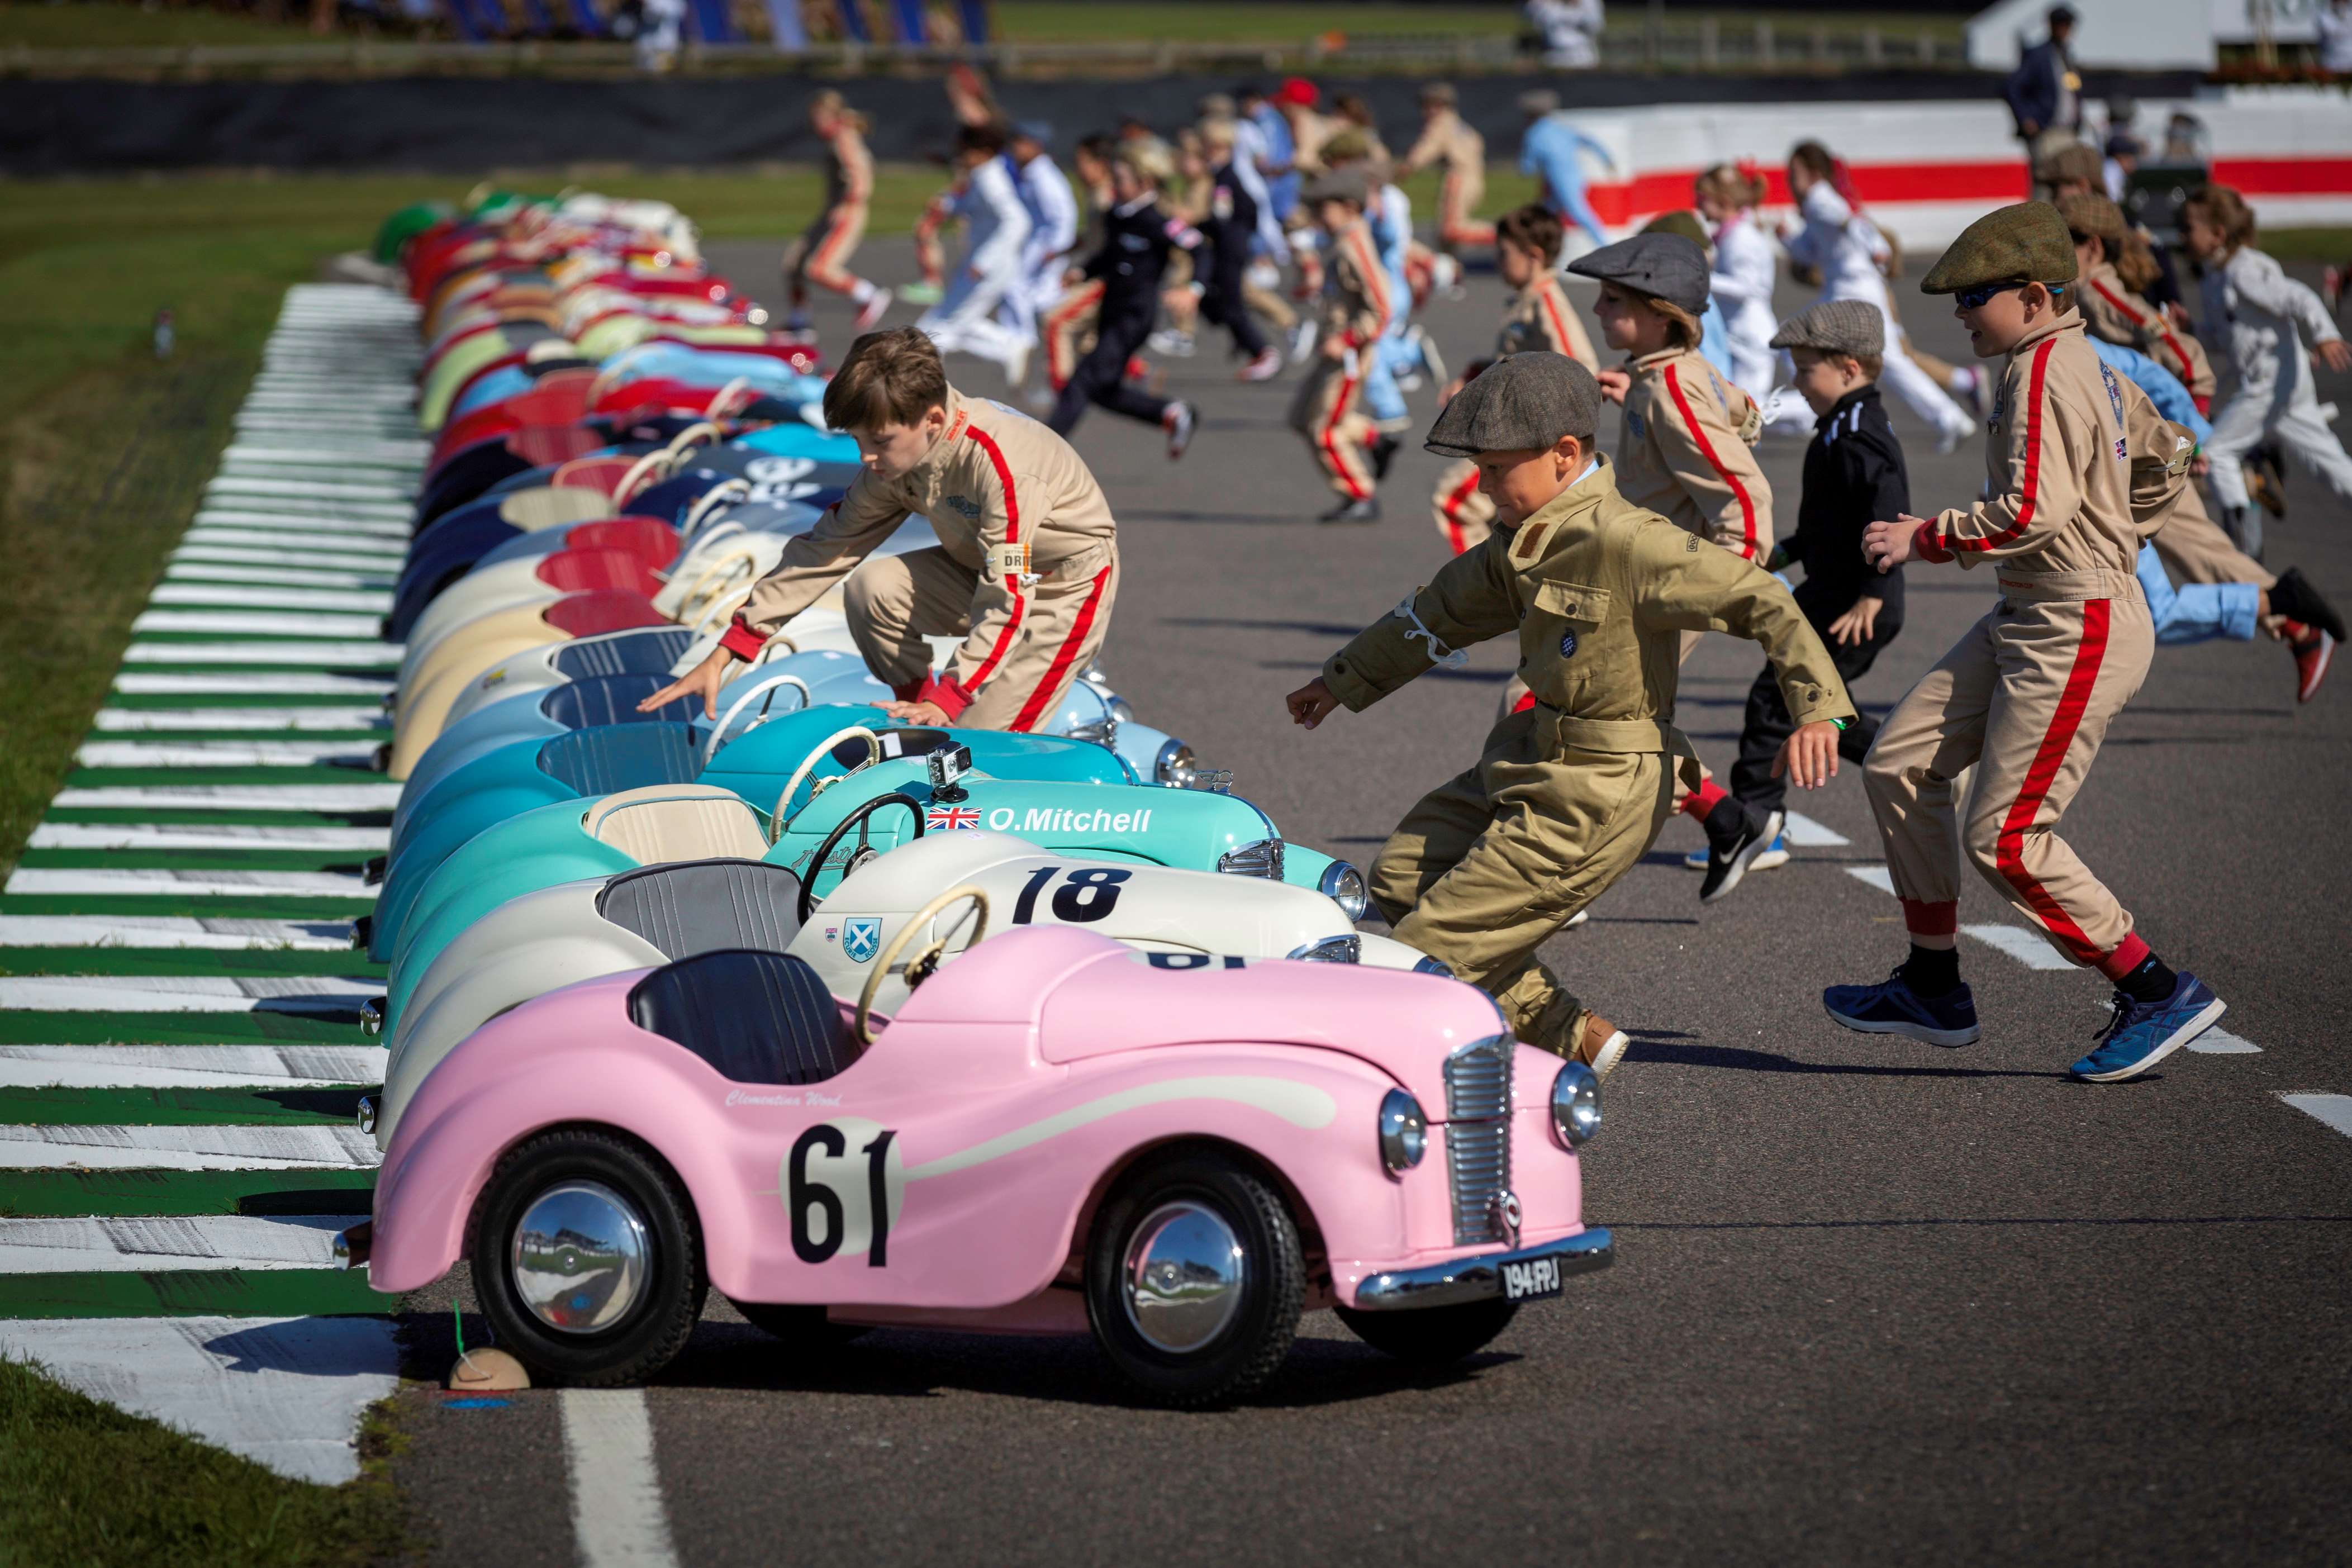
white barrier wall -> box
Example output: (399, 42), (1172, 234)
(1567, 86), (2352, 249)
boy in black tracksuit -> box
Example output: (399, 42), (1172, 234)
(1196, 121), (1275, 370)
(1047, 142), (1203, 459)
(1729, 300), (1907, 819)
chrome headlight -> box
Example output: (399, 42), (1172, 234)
(1108, 695), (1137, 724)
(1412, 954), (1455, 979)
(1216, 837), (1285, 880)
(1317, 860), (1368, 921)
(1285, 934), (1361, 963)
(1154, 738), (1194, 783)
(1377, 1088), (1427, 1175)
(1067, 715), (1118, 747)
(1550, 1061), (1602, 1148)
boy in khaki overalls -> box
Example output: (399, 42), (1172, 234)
(1287, 168), (1394, 524)
(1286, 354), (1855, 1078)
(1827, 201), (2227, 1082)
(644, 327), (1119, 732)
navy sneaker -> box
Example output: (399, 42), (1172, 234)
(2071, 973), (2226, 1082)
(1700, 807), (1785, 903)
(1823, 967), (1981, 1047)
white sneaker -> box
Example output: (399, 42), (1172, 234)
(1431, 254), (1460, 295)
(853, 286), (893, 331)
(1411, 324), (1445, 388)
(1289, 321), (1319, 364)
(1163, 400), (1196, 460)
(1002, 339), (1032, 389)
(1148, 330), (1196, 358)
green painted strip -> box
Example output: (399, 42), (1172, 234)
(0, 1268), (387, 1319)
(0, 896), (374, 920)
(0, 949), (382, 979)
(0, 1086), (367, 1128)
(17, 849), (374, 874)
(0, 1013), (364, 1046)
(0, 1167), (375, 1217)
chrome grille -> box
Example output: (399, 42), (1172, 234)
(1442, 1036), (1513, 1245)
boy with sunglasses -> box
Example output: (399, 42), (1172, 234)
(1826, 201), (2226, 1082)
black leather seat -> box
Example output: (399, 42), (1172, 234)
(535, 723), (702, 797)
(597, 859), (804, 957)
(626, 949), (856, 1085)
(540, 673), (699, 731)
(549, 628), (696, 682)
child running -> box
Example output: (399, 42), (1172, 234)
(1695, 163), (1780, 400)
(782, 91), (891, 334)
(1827, 200), (2227, 1082)
(1285, 353), (1855, 1077)
(2060, 193), (2215, 414)
(1287, 168), (1393, 524)
(1046, 141), (1203, 459)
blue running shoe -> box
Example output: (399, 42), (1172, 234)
(1823, 967), (1980, 1047)
(2071, 973), (2226, 1082)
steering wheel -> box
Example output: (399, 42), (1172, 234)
(771, 725), (882, 834)
(611, 448), (672, 509)
(700, 673), (813, 766)
(856, 883), (989, 1046)
(797, 791), (925, 923)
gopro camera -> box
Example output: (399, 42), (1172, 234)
(927, 743), (974, 802)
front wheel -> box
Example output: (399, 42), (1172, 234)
(1084, 1148), (1304, 1408)
(1334, 1298), (1518, 1365)
(468, 1128), (707, 1386)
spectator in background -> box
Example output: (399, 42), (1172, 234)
(2004, 3), (2084, 199)
(2319, 0), (2352, 74)
(2102, 131), (2141, 203)
(1524, 0), (1605, 69)
(1518, 90), (1621, 254)
(1237, 83), (1299, 229)
(1399, 83), (1493, 288)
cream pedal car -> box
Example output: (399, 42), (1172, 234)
(367, 825), (1438, 1152)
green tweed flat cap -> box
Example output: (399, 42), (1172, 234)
(1424, 351), (1600, 458)
(1919, 201), (2079, 295)
(2055, 190), (2128, 244)
(2035, 141), (2103, 186)
(1770, 298), (1884, 358)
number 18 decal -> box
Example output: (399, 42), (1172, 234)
(1011, 864), (1132, 925)
(784, 1117), (904, 1266)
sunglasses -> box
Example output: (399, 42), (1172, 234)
(1955, 281), (2065, 309)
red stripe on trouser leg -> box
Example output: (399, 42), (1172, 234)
(1439, 468), (1481, 553)
(1993, 597), (2115, 966)
(1010, 564), (1115, 733)
(1680, 780), (1729, 820)
(809, 209), (860, 290)
(1320, 373), (1370, 499)
(1900, 898), (1958, 937)
(2097, 932), (2151, 982)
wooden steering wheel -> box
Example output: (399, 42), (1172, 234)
(769, 725), (882, 836)
(856, 883), (989, 1045)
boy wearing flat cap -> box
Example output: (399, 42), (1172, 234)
(1288, 167), (1395, 522)
(1572, 230), (1788, 893)
(1830, 200), (2229, 1081)
(1285, 354), (1855, 1078)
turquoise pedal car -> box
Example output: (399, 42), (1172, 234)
(373, 738), (1357, 1035)
(367, 707), (1138, 961)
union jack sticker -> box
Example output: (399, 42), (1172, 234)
(927, 806), (983, 831)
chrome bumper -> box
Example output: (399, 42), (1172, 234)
(1350, 1227), (1613, 1312)
(334, 1220), (372, 1270)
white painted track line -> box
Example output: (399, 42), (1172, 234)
(0, 1318), (400, 1486)
(148, 584), (394, 614)
(0, 915), (356, 949)
(1781, 811), (1850, 847)
(2, 869), (376, 899)
(0, 1044), (387, 1089)
(563, 1389), (683, 1568)
(1845, 865), (1895, 894)
(121, 641), (401, 666)
(0, 1124), (382, 1171)
(1960, 924), (2073, 971)
(2187, 1028), (2262, 1054)
(0, 1215), (351, 1273)
(75, 739), (382, 768)
(112, 672), (392, 697)
(2279, 1093), (2352, 1137)
(28, 824), (387, 852)
(0, 975), (378, 1012)
(131, 610), (389, 639)
(167, 563), (396, 590)
(91, 707), (388, 733)
(53, 784), (401, 810)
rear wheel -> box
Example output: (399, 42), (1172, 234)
(469, 1128), (706, 1386)
(1334, 1298), (1518, 1365)
(1084, 1148), (1304, 1408)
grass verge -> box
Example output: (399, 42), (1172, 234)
(0, 1355), (408, 1568)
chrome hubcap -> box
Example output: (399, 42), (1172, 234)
(1120, 1200), (1246, 1353)
(511, 1180), (651, 1335)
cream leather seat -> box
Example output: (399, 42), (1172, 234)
(500, 487), (614, 532)
(583, 785), (769, 864)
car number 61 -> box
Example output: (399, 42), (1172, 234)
(783, 1117), (905, 1266)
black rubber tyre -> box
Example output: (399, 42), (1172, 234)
(468, 1127), (707, 1386)
(1334, 1298), (1518, 1365)
(726, 1299), (872, 1348)
(1084, 1148), (1304, 1408)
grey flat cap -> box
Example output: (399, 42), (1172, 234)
(1424, 351), (1600, 458)
(1519, 89), (1560, 116)
(1300, 167), (1369, 207)
(1566, 231), (1710, 315)
(1770, 298), (1884, 358)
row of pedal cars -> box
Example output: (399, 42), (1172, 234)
(345, 189), (1612, 1406)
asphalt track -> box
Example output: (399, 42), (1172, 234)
(384, 238), (2352, 1565)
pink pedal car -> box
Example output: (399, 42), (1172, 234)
(347, 902), (1611, 1406)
